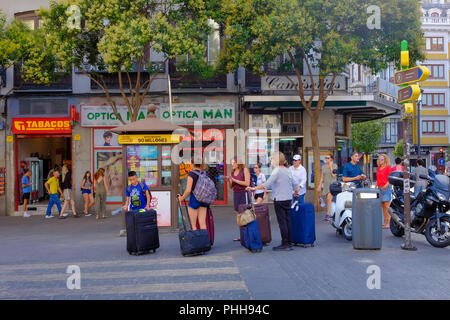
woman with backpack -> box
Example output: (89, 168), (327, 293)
(177, 159), (209, 231)
(228, 156), (251, 241)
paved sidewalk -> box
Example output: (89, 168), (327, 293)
(0, 205), (449, 300)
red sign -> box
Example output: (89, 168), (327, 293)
(12, 118), (72, 134)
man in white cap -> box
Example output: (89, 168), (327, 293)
(289, 154), (307, 204)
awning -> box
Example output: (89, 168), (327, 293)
(243, 95), (401, 123)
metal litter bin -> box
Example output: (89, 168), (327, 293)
(352, 188), (382, 250)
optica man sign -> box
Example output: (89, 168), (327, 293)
(12, 118), (72, 134)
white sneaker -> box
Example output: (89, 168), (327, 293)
(24, 212), (31, 218)
(320, 197), (326, 208)
(119, 229), (127, 237)
(62, 213), (69, 217)
(45, 215), (54, 219)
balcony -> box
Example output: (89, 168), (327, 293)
(422, 16), (449, 24)
(14, 64), (72, 92)
(168, 59), (227, 89)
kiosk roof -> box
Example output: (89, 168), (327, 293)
(111, 117), (183, 134)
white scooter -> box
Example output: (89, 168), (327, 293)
(329, 181), (355, 241)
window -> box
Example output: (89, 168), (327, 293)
(15, 11), (40, 30)
(423, 93), (445, 107)
(381, 119), (399, 144)
(18, 99), (69, 115)
(422, 120), (445, 134)
(425, 37), (444, 51)
(335, 114), (346, 136)
(424, 64), (445, 79)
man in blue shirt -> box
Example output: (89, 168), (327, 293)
(21, 170), (32, 218)
(122, 171), (152, 212)
(343, 152), (366, 188)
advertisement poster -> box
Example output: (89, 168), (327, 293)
(150, 191), (171, 227)
(95, 151), (123, 202)
(94, 129), (120, 147)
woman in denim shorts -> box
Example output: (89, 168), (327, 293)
(177, 161), (208, 231)
(376, 154), (393, 229)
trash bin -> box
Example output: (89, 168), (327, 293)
(352, 188), (382, 250)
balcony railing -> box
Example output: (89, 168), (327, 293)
(422, 17), (449, 24)
(14, 64), (72, 91)
(168, 59), (227, 89)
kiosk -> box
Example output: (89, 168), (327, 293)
(112, 109), (183, 230)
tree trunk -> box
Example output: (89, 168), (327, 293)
(310, 112), (321, 211)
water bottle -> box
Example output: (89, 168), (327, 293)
(111, 208), (122, 216)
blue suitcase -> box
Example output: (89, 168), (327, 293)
(240, 220), (263, 253)
(291, 202), (316, 247)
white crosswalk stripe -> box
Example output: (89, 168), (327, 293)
(0, 255), (250, 299)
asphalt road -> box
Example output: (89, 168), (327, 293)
(0, 205), (449, 300)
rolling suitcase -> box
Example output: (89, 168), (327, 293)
(126, 209), (160, 255)
(178, 202), (211, 256)
(238, 192), (271, 245)
(290, 201), (316, 247)
(253, 203), (272, 245)
(240, 220), (263, 253)
(195, 206), (215, 246)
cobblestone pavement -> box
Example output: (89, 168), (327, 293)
(1, 205), (449, 300)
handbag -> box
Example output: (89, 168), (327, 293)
(236, 191), (256, 227)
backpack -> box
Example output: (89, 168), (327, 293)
(191, 170), (217, 205)
(127, 181), (152, 207)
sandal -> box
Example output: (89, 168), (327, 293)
(233, 238), (240, 242)
(102, 215), (107, 219)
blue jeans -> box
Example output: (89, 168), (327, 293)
(293, 194), (305, 204)
(47, 194), (61, 216)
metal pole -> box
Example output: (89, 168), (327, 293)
(417, 90), (422, 158)
(168, 74), (173, 123)
(400, 40), (417, 251)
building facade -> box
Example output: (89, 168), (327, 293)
(1, 1), (401, 216)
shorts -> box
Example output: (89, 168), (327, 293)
(188, 193), (209, 210)
(23, 192), (30, 200)
(233, 190), (248, 212)
(380, 186), (392, 203)
(254, 192), (264, 200)
(63, 189), (73, 201)
(81, 189), (92, 195)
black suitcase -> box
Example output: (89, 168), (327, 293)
(178, 202), (211, 256)
(126, 209), (160, 255)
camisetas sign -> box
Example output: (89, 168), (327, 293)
(261, 75), (347, 92)
(12, 118), (72, 134)
(81, 103), (235, 127)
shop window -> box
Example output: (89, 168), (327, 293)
(335, 114), (346, 136)
(249, 114), (281, 130)
(19, 99), (69, 115)
(282, 112), (302, 135)
(93, 129), (123, 203)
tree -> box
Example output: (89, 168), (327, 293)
(351, 119), (385, 177)
(216, 0), (424, 205)
(0, 11), (36, 100)
(25, 0), (212, 124)
(393, 139), (404, 158)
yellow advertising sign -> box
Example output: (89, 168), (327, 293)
(118, 134), (180, 145)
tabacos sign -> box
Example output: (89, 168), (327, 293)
(81, 103), (235, 127)
(12, 118), (72, 134)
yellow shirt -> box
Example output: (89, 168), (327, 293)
(46, 177), (59, 194)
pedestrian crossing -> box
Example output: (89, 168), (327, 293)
(0, 254), (251, 300)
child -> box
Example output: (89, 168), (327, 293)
(122, 171), (152, 212)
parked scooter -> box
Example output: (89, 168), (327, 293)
(329, 180), (355, 241)
(389, 171), (450, 248)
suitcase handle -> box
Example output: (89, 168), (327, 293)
(177, 200), (193, 231)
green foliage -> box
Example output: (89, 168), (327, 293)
(351, 120), (385, 154)
(394, 139), (404, 158)
(0, 11), (31, 70)
(25, 0), (212, 79)
(217, 0), (424, 75)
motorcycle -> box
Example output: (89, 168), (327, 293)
(389, 171), (450, 248)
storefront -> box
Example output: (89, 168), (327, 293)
(80, 102), (236, 206)
(12, 117), (73, 210)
